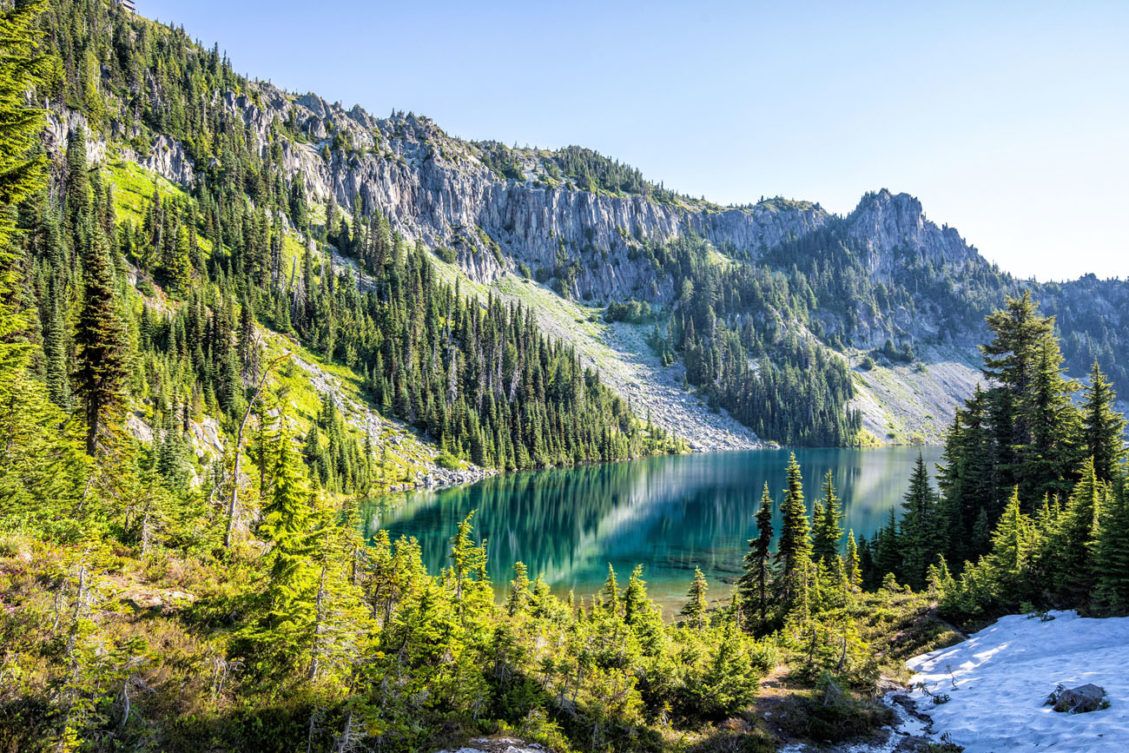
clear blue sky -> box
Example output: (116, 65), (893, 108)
(142, 0), (1128, 282)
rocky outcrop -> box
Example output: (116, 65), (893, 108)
(1047, 683), (1109, 714)
(436, 738), (548, 753)
(211, 85), (830, 302)
(137, 134), (195, 187)
(844, 189), (982, 277)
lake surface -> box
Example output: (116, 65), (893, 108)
(360, 447), (943, 611)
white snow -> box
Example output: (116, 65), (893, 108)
(907, 610), (1129, 752)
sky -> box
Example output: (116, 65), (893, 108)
(140, 1), (1128, 282)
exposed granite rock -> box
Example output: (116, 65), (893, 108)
(136, 134), (195, 187)
(436, 738), (547, 753)
(1047, 683), (1109, 714)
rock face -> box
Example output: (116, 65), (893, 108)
(844, 189), (982, 277)
(1047, 683), (1109, 714)
(436, 738), (547, 753)
(204, 86), (832, 302)
(43, 75), (1129, 450)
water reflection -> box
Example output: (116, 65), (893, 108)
(361, 447), (942, 608)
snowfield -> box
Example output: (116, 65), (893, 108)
(908, 610), (1129, 752)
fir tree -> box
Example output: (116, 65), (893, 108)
(257, 418), (319, 667)
(775, 453), (813, 615)
(811, 470), (843, 566)
(73, 203), (128, 455)
(1094, 480), (1129, 613)
(1083, 361), (1125, 482)
(899, 453), (937, 590)
(623, 565), (663, 653)
(506, 561), (531, 617)
(0, 0), (46, 384)
(844, 529), (861, 592)
(681, 566), (709, 629)
(1049, 458), (1106, 604)
(738, 482), (774, 630)
(600, 563), (620, 616)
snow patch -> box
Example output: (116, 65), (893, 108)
(907, 610), (1129, 752)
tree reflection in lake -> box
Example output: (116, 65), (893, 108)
(361, 447), (942, 609)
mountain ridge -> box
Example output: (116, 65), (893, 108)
(40, 2), (1129, 448)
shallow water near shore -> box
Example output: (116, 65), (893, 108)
(361, 446), (943, 612)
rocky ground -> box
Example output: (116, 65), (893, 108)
(484, 274), (762, 452)
(601, 321), (763, 451)
(436, 739), (547, 753)
(850, 346), (983, 445)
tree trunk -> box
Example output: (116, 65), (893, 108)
(224, 351), (289, 549)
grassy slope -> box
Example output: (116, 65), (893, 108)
(850, 347), (983, 446)
(105, 160), (470, 495)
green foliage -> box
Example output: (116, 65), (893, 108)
(1083, 360), (1126, 482)
(667, 236), (860, 445)
(605, 299), (653, 324)
(738, 482), (775, 632)
(681, 566), (709, 629)
(776, 453), (814, 617)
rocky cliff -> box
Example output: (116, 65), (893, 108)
(53, 64), (1126, 448)
(146, 86), (828, 302)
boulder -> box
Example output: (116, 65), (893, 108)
(1046, 683), (1109, 713)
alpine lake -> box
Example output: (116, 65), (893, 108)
(360, 447), (944, 613)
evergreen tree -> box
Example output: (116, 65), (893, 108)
(1094, 479), (1129, 613)
(775, 453), (813, 615)
(0, 0), (46, 383)
(681, 566), (709, 629)
(1048, 458), (1105, 604)
(811, 470), (843, 566)
(600, 563), (620, 616)
(1083, 361), (1126, 482)
(872, 509), (901, 585)
(448, 511), (489, 616)
(844, 529), (861, 592)
(738, 482), (774, 630)
(899, 454), (937, 590)
(505, 561), (531, 617)
(257, 418), (319, 668)
(73, 191), (128, 455)
(983, 488), (1035, 602)
(623, 565), (663, 653)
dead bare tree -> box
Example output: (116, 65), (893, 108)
(224, 350), (290, 549)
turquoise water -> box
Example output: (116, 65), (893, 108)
(360, 447), (943, 610)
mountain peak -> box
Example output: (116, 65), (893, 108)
(844, 189), (979, 271)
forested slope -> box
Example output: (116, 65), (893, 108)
(30, 0), (1129, 448)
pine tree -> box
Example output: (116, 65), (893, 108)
(1049, 458), (1106, 604)
(899, 453), (937, 590)
(600, 563), (620, 616)
(0, 0), (46, 383)
(1094, 479), (1129, 613)
(872, 509), (901, 584)
(775, 453), (813, 615)
(448, 511), (488, 615)
(505, 561), (531, 616)
(74, 203), (128, 455)
(257, 418), (319, 667)
(622, 564), (647, 626)
(623, 565), (663, 654)
(984, 487), (1034, 601)
(844, 529), (861, 591)
(738, 482), (774, 630)
(1083, 361), (1125, 482)
(681, 566), (709, 629)
(811, 470), (842, 566)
